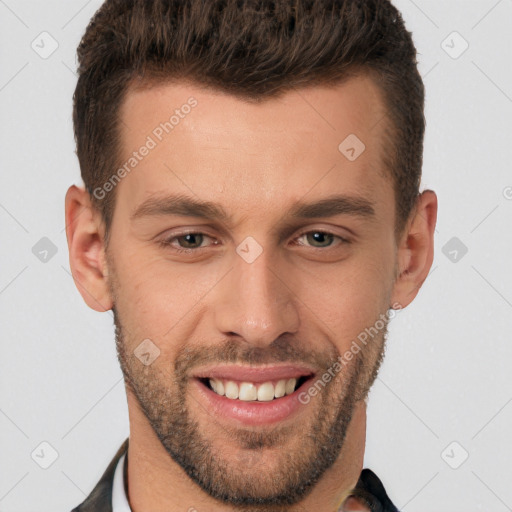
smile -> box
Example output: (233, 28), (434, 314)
(192, 364), (317, 425)
(203, 376), (309, 402)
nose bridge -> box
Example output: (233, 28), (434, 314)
(215, 248), (300, 345)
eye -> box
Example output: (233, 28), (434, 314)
(176, 233), (205, 249)
(158, 232), (218, 252)
(296, 231), (347, 248)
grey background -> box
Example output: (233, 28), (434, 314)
(1, 1), (511, 511)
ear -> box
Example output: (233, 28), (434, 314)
(64, 185), (113, 312)
(390, 190), (438, 309)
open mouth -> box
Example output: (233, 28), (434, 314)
(192, 366), (317, 425)
(197, 374), (313, 402)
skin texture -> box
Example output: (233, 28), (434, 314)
(65, 74), (437, 512)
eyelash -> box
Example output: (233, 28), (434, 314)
(158, 232), (217, 254)
(158, 230), (350, 253)
(294, 230), (350, 249)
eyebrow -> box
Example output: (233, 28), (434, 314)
(130, 194), (230, 222)
(130, 193), (375, 223)
(288, 196), (375, 219)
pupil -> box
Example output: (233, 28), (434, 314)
(180, 233), (203, 248)
(308, 232), (332, 247)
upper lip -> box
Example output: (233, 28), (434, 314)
(193, 364), (316, 383)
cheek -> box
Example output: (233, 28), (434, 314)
(293, 251), (394, 341)
(114, 257), (222, 340)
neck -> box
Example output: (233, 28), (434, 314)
(125, 392), (367, 512)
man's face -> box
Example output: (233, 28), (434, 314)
(106, 76), (399, 507)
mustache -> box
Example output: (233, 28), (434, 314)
(173, 334), (340, 377)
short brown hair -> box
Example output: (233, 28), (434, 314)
(73, 0), (425, 244)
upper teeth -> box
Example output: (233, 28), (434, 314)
(209, 378), (298, 401)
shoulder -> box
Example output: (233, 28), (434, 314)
(345, 468), (400, 512)
(70, 438), (129, 512)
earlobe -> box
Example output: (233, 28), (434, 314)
(64, 185), (113, 312)
(390, 190), (438, 309)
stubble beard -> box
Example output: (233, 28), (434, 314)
(112, 307), (387, 512)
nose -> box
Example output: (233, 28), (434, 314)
(213, 249), (300, 347)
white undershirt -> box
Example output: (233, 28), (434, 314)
(112, 453), (132, 512)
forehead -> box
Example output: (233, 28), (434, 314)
(114, 75), (392, 224)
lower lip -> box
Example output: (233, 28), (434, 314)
(192, 377), (315, 426)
